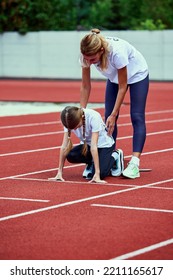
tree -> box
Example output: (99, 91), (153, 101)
(0, 0), (173, 33)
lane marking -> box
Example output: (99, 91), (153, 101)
(0, 149), (173, 180)
(117, 129), (173, 141)
(8, 177), (137, 188)
(119, 117), (173, 127)
(0, 146), (60, 157)
(0, 128), (173, 141)
(112, 238), (173, 260)
(0, 178), (173, 222)
(0, 109), (173, 129)
(0, 117), (172, 132)
(0, 131), (62, 141)
(0, 144), (173, 158)
(91, 204), (173, 213)
(0, 197), (49, 202)
(0, 164), (83, 181)
(0, 164), (173, 185)
(7, 177), (173, 190)
(0, 121), (60, 129)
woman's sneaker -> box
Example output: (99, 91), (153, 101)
(111, 149), (124, 176)
(122, 162), (140, 179)
(82, 163), (93, 178)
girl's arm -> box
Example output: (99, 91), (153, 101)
(49, 132), (68, 181)
(89, 131), (107, 184)
(80, 67), (91, 108)
(106, 66), (128, 136)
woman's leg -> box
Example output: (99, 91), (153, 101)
(130, 75), (149, 155)
(105, 80), (119, 145)
(123, 75), (149, 179)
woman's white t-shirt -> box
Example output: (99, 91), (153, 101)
(95, 37), (149, 84)
(81, 36), (149, 84)
(64, 108), (114, 148)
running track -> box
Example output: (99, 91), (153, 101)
(0, 80), (173, 260)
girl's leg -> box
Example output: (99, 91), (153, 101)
(68, 144), (115, 180)
(66, 144), (92, 164)
(96, 145), (115, 179)
(105, 80), (119, 144)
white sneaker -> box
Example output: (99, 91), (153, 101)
(111, 149), (124, 176)
(122, 162), (140, 179)
(82, 163), (93, 178)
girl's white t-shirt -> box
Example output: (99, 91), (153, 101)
(64, 108), (114, 148)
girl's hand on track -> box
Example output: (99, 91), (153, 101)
(88, 176), (107, 184)
(48, 175), (65, 182)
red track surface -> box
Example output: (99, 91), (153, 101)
(0, 80), (173, 260)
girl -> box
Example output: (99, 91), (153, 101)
(50, 106), (124, 183)
(80, 28), (149, 179)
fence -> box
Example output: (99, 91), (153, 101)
(0, 30), (172, 80)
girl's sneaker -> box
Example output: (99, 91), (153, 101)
(122, 162), (140, 179)
(111, 149), (124, 176)
(82, 163), (93, 178)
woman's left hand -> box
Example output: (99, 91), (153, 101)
(106, 114), (116, 136)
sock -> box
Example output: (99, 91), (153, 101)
(130, 156), (140, 166)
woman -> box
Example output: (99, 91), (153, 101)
(80, 28), (149, 179)
(49, 106), (124, 183)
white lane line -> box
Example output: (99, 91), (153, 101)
(146, 185), (173, 190)
(142, 178), (173, 187)
(0, 142), (79, 157)
(117, 130), (173, 141)
(9, 177), (137, 188)
(0, 117), (172, 131)
(0, 146), (60, 157)
(0, 164), (83, 181)
(1, 178), (173, 222)
(0, 131), (62, 141)
(0, 128), (173, 141)
(119, 118), (173, 127)
(0, 149), (173, 181)
(0, 144), (173, 158)
(0, 109), (173, 129)
(0, 121), (60, 129)
(112, 238), (173, 260)
(8, 177), (173, 190)
(121, 109), (173, 118)
(139, 148), (173, 157)
(91, 204), (173, 213)
(0, 187), (142, 222)
(0, 197), (49, 202)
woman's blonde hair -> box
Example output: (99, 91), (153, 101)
(80, 28), (110, 71)
(61, 106), (88, 156)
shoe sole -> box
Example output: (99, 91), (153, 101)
(111, 149), (124, 176)
(122, 171), (140, 179)
(118, 149), (124, 173)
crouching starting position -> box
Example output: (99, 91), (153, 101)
(49, 106), (124, 183)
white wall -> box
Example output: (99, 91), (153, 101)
(0, 30), (172, 80)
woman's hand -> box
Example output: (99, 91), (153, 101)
(106, 114), (116, 136)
